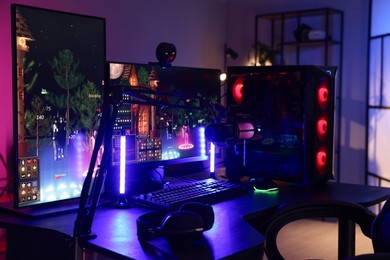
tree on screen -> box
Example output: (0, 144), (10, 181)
(50, 49), (85, 146)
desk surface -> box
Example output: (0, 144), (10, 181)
(1, 181), (389, 260)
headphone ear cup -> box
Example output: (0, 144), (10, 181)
(161, 211), (204, 242)
(136, 209), (172, 240)
(179, 202), (214, 231)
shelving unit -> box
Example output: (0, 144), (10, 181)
(255, 8), (343, 66)
(254, 8), (344, 180)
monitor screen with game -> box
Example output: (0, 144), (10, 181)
(104, 62), (221, 196)
(11, 4), (106, 210)
(222, 65), (336, 187)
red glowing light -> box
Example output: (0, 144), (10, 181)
(232, 77), (244, 104)
(318, 87), (328, 106)
(317, 119), (328, 137)
(316, 151), (327, 170)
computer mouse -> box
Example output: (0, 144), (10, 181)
(251, 179), (279, 192)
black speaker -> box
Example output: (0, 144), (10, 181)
(137, 202), (214, 243)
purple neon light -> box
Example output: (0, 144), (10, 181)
(120, 135), (126, 194)
(210, 142), (215, 173)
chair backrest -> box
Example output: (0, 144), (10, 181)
(263, 199), (376, 259)
(372, 195), (390, 253)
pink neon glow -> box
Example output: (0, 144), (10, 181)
(178, 143), (194, 150)
(237, 122), (255, 139)
(179, 123), (193, 150)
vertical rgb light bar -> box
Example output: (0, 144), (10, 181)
(210, 142), (215, 173)
(199, 126), (215, 173)
(120, 135), (126, 195)
(199, 127), (206, 157)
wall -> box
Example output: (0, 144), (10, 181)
(0, 0), (372, 185)
(226, 0), (370, 184)
(0, 0), (226, 175)
(367, 0), (390, 187)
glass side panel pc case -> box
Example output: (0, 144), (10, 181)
(226, 66), (336, 187)
(11, 4), (106, 209)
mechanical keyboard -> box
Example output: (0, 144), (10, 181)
(131, 178), (247, 209)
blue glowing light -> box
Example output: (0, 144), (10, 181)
(162, 150), (180, 160)
(199, 127), (206, 156)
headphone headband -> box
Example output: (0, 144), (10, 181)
(136, 202), (214, 242)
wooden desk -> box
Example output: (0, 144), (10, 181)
(1, 181), (389, 260)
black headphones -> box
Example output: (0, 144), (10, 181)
(136, 202), (214, 243)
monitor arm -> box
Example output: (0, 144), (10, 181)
(73, 83), (122, 242)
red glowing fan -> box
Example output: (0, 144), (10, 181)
(232, 77), (244, 104)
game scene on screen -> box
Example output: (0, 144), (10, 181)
(14, 5), (105, 207)
(108, 62), (221, 166)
